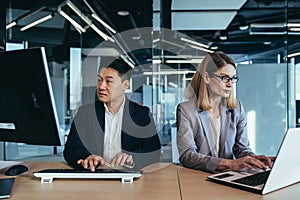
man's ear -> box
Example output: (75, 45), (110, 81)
(122, 79), (130, 90)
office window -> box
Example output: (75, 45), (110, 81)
(6, 42), (23, 51)
(70, 47), (82, 111)
(237, 63), (290, 155)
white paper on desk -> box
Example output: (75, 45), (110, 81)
(0, 161), (22, 170)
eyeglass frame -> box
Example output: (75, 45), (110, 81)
(211, 74), (239, 83)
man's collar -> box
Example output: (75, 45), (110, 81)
(103, 95), (126, 115)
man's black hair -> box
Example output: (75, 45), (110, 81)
(99, 57), (132, 80)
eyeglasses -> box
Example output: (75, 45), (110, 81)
(212, 74), (239, 83)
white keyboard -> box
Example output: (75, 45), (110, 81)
(33, 168), (143, 183)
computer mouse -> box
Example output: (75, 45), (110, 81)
(5, 164), (28, 176)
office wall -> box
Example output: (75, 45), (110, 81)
(237, 63), (294, 155)
(81, 56), (98, 106)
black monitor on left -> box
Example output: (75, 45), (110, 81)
(0, 47), (61, 149)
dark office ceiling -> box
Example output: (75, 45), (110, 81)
(5, 0), (300, 67)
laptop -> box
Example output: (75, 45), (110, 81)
(207, 128), (300, 194)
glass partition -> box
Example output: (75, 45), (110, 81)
(1, 0), (299, 163)
(149, 0), (297, 161)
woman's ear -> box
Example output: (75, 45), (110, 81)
(203, 72), (210, 84)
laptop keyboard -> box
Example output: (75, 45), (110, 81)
(232, 170), (271, 186)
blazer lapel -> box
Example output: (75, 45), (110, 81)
(95, 101), (105, 155)
(121, 98), (133, 132)
(95, 101), (105, 131)
(198, 108), (215, 156)
(121, 98), (134, 148)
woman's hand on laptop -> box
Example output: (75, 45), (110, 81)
(252, 155), (273, 168)
(217, 156), (271, 171)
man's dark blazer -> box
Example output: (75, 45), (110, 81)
(63, 98), (161, 169)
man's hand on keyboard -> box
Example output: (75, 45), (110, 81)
(77, 154), (135, 172)
(77, 155), (105, 172)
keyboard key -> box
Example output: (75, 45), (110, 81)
(232, 171), (270, 187)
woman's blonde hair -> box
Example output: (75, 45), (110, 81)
(185, 52), (237, 110)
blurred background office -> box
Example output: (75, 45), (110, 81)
(1, 0), (300, 163)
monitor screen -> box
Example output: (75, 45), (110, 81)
(0, 47), (61, 146)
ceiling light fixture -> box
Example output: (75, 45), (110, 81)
(168, 82), (178, 88)
(251, 23), (285, 28)
(210, 46), (218, 50)
(287, 51), (300, 58)
(58, 9), (86, 33)
(82, 0), (116, 35)
(189, 44), (214, 53)
(263, 41), (271, 45)
(20, 14), (53, 31)
(65, 0), (113, 42)
(287, 23), (300, 27)
(90, 24), (114, 42)
(153, 38), (160, 43)
(249, 23), (287, 35)
(6, 6), (47, 30)
(120, 54), (135, 68)
(289, 27), (300, 32)
(6, 21), (17, 30)
(117, 11), (129, 16)
(166, 59), (203, 64)
(219, 35), (228, 40)
(132, 35), (142, 40)
(143, 70), (195, 75)
(161, 39), (185, 48)
(91, 13), (116, 34)
(180, 37), (209, 48)
(235, 15), (249, 31)
(66, 0), (91, 25)
(152, 59), (162, 64)
(239, 24), (249, 30)
(165, 60), (183, 64)
(80, 0), (133, 64)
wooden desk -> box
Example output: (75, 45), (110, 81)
(2, 162), (300, 199)
(177, 166), (300, 200)
(3, 162), (181, 200)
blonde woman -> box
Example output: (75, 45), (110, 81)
(176, 52), (272, 173)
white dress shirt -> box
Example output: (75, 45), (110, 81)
(210, 116), (221, 157)
(103, 97), (125, 161)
